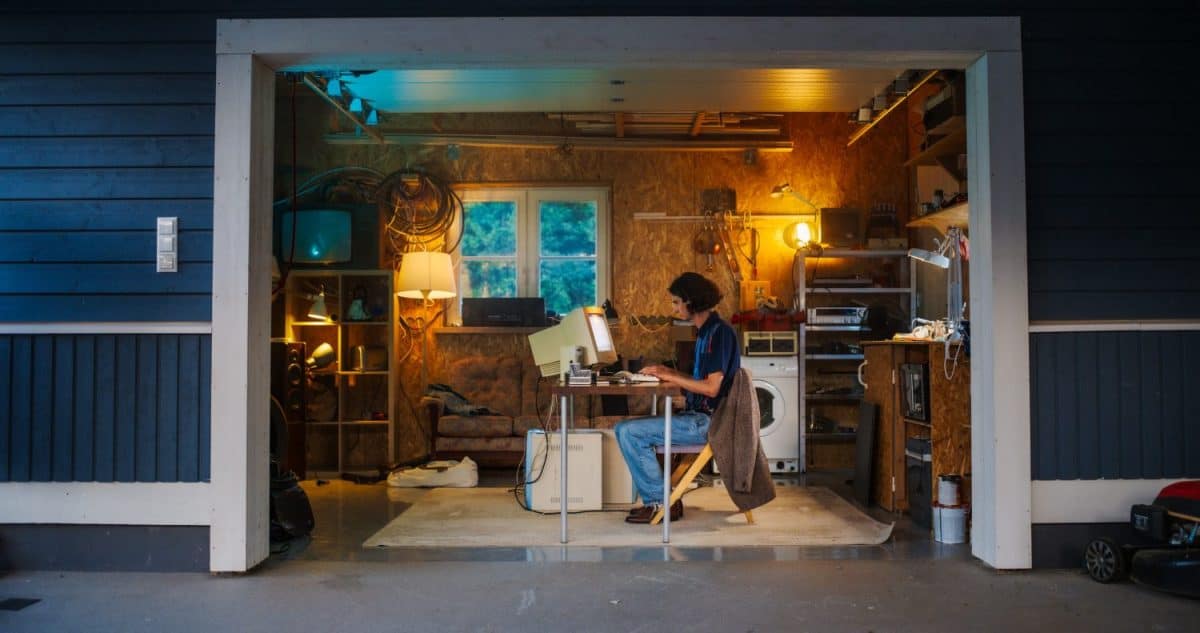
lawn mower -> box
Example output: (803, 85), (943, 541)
(1084, 480), (1200, 598)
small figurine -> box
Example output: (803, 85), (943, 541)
(347, 284), (370, 321)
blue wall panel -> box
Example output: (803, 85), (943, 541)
(0, 334), (211, 483)
(1031, 331), (1200, 481)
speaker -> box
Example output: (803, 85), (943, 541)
(270, 341), (307, 478)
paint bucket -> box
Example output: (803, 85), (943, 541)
(933, 504), (968, 544)
(937, 474), (962, 506)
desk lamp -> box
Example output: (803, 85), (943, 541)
(908, 226), (965, 336)
(773, 183), (822, 313)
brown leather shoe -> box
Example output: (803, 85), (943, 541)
(624, 501), (683, 524)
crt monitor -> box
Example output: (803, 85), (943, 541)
(528, 306), (617, 378)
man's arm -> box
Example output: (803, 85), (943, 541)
(641, 365), (723, 397)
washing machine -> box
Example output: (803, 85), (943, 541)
(740, 355), (802, 473)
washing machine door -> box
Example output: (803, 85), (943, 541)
(753, 379), (787, 437)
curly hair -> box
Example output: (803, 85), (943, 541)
(668, 272), (723, 313)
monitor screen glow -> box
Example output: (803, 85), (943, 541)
(528, 306), (618, 378)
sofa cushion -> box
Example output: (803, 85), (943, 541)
(438, 414), (514, 438)
(446, 355), (523, 418)
(513, 414), (593, 436)
(435, 435), (525, 453)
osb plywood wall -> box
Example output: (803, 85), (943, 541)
(277, 95), (909, 462)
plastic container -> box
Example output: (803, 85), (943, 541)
(933, 504), (968, 544)
(938, 474), (962, 506)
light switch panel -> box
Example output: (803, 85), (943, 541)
(156, 253), (177, 273)
(157, 216), (177, 235)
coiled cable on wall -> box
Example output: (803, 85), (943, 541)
(378, 168), (463, 263)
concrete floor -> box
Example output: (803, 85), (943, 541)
(1, 469), (1197, 632)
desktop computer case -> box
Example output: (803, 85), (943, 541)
(524, 430), (603, 512)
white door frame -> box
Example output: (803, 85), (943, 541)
(212, 16), (1029, 571)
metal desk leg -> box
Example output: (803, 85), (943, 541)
(663, 395), (672, 543)
(560, 392), (570, 544)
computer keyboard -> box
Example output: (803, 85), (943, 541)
(612, 371), (659, 383)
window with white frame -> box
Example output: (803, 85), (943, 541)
(454, 187), (610, 318)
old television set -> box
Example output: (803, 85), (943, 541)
(528, 306), (617, 378)
(900, 363), (930, 422)
(279, 209), (352, 264)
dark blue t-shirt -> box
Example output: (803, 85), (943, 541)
(686, 312), (741, 413)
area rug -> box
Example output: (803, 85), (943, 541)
(363, 485), (893, 548)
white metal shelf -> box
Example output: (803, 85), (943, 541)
(811, 249), (908, 258)
(807, 287), (912, 294)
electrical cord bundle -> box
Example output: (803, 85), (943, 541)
(378, 168), (463, 259)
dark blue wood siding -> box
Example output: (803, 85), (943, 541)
(0, 12), (214, 323)
(1031, 331), (1200, 481)
(0, 334), (211, 482)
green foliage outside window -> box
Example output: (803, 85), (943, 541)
(460, 194), (601, 315)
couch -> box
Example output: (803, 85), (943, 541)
(421, 354), (660, 467)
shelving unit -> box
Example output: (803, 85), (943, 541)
(799, 249), (914, 471)
(284, 269), (395, 476)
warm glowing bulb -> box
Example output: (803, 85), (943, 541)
(783, 221), (814, 250)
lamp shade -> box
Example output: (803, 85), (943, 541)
(783, 221), (815, 250)
(306, 291), (328, 320)
(396, 251), (457, 300)
(908, 248), (950, 269)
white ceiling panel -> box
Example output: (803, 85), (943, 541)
(341, 67), (906, 113)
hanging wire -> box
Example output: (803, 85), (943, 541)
(378, 168), (463, 266)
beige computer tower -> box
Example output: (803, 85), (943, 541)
(524, 430), (603, 512)
(597, 428), (638, 505)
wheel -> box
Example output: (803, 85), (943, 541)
(1085, 537), (1127, 583)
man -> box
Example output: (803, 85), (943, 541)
(615, 272), (740, 524)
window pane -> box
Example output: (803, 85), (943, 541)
(539, 259), (596, 314)
(462, 201), (516, 257)
(460, 260), (517, 297)
(539, 201), (596, 257)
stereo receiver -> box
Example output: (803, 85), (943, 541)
(807, 307), (867, 325)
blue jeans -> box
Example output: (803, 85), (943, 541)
(614, 411), (711, 506)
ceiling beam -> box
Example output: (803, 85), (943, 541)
(299, 74), (385, 144)
(324, 132), (793, 152)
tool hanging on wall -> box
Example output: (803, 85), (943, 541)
(691, 217), (722, 272)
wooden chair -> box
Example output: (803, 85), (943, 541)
(650, 443), (756, 525)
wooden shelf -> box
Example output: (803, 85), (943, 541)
(904, 120), (966, 168)
(806, 393), (865, 402)
(811, 249), (907, 258)
(807, 432), (857, 440)
(806, 353), (865, 360)
(806, 325), (870, 332)
(434, 326), (546, 335)
(907, 201), (968, 234)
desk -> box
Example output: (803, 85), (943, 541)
(861, 340), (970, 512)
(550, 381), (682, 543)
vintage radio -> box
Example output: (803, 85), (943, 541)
(743, 331), (798, 356)
(807, 306), (867, 325)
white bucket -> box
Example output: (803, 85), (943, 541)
(937, 475), (962, 506)
(933, 504), (968, 544)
